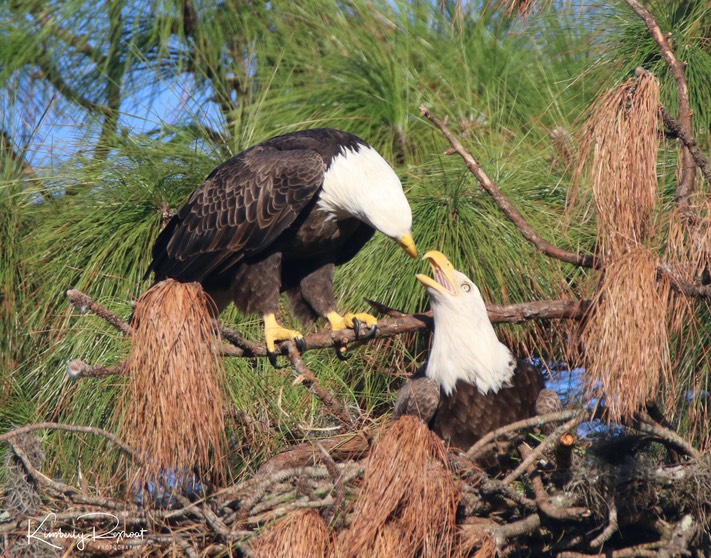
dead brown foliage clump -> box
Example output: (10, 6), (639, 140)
(251, 509), (329, 558)
(334, 415), (460, 558)
(573, 71), (673, 422)
(582, 249), (672, 420)
(120, 279), (227, 490)
(576, 71), (660, 257)
(665, 196), (711, 446)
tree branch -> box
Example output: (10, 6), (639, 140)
(67, 289), (132, 335)
(625, 1), (695, 206)
(0, 421), (139, 460)
(659, 105), (711, 186)
(419, 106), (601, 269)
(465, 409), (584, 461)
(66, 289), (592, 358)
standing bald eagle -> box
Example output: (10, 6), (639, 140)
(394, 251), (549, 450)
(147, 128), (417, 360)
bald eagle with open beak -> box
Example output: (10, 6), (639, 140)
(394, 251), (550, 450)
(147, 129), (417, 363)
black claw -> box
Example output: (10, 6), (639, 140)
(295, 337), (307, 354)
(352, 317), (362, 339)
(267, 351), (285, 369)
(364, 324), (378, 339)
(335, 345), (351, 361)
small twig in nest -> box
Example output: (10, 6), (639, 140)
(633, 411), (701, 459)
(0, 421), (139, 461)
(589, 498), (618, 548)
(317, 442), (347, 525)
(519, 443), (590, 521)
(502, 415), (584, 485)
(466, 409), (584, 461)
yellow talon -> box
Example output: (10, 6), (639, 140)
(326, 311), (378, 331)
(263, 313), (304, 352)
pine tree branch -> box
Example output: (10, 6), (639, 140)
(66, 289), (592, 359)
(625, 1), (696, 207)
(659, 105), (711, 186)
(420, 106), (601, 270)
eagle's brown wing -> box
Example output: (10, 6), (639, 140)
(393, 366), (441, 424)
(148, 146), (325, 284)
(432, 360), (545, 450)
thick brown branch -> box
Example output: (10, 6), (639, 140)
(420, 106), (601, 269)
(67, 359), (127, 378)
(519, 443), (590, 521)
(33, 59), (110, 117)
(633, 411), (701, 460)
(625, 2), (695, 206)
(67, 289), (591, 360)
(659, 264), (711, 299)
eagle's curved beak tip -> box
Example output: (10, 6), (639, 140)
(399, 234), (418, 259)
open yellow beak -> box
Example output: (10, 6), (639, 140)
(416, 250), (458, 296)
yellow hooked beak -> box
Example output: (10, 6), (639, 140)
(398, 233), (418, 259)
(416, 250), (458, 296)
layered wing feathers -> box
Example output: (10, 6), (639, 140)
(150, 147), (325, 283)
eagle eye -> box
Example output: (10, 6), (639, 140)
(461, 283), (471, 292)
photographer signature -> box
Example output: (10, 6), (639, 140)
(27, 512), (147, 551)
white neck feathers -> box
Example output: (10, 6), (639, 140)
(425, 294), (516, 396)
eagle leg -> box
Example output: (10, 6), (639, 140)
(263, 313), (305, 368)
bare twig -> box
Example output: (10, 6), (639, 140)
(634, 411), (701, 459)
(0, 421), (138, 460)
(66, 359), (127, 378)
(466, 409), (584, 461)
(625, 3), (695, 206)
(317, 443), (347, 525)
(490, 513), (541, 547)
(658, 263), (711, 299)
(503, 415), (584, 485)
(519, 443), (590, 521)
(589, 498), (618, 548)
(419, 106), (600, 269)
(286, 342), (354, 427)
(67, 288), (132, 335)
(659, 105), (711, 186)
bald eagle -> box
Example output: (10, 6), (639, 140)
(394, 251), (549, 450)
(148, 129), (417, 361)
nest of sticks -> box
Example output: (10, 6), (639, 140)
(2, 406), (709, 557)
